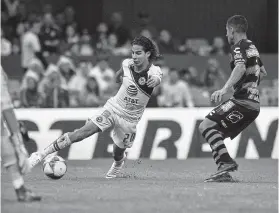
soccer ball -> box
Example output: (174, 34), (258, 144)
(43, 155), (67, 179)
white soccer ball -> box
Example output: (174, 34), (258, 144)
(43, 155), (67, 179)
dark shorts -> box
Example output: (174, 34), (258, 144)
(206, 99), (260, 139)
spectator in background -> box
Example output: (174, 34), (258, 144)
(42, 4), (53, 15)
(68, 61), (91, 107)
(1, 28), (12, 56)
(21, 58), (44, 87)
(64, 6), (77, 28)
(210, 37), (226, 55)
(95, 22), (109, 50)
(202, 58), (226, 94)
(20, 70), (42, 108)
(132, 11), (158, 40)
(21, 20), (45, 73)
(79, 29), (94, 56)
(108, 12), (131, 47)
(88, 53), (115, 95)
(158, 68), (194, 107)
(56, 56), (76, 89)
(78, 76), (101, 107)
(157, 29), (178, 54)
(40, 13), (61, 55)
(55, 13), (66, 33)
(106, 33), (130, 56)
(64, 24), (79, 55)
(180, 66), (203, 87)
(39, 64), (69, 108)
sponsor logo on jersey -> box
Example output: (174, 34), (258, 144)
(246, 46), (259, 58)
(96, 116), (103, 123)
(234, 53), (243, 60)
(221, 120), (228, 128)
(233, 47), (241, 54)
(138, 77), (146, 85)
(226, 111), (244, 123)
(221, 101), (235, 112)
(127, 85), (138, 96)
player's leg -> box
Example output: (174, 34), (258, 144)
(106, 144), (127, 179)
(29, 108), (114, 168)
(106, 117), (136, 178)
(199, 118), (235, 167)
(2, 135), (41, 202)
(199, 100), (239, 178)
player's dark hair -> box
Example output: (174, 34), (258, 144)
(131, 36), (160, 62)
(227, 15), (248, 33)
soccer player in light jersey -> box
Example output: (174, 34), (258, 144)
(1, 67), (41, 201)
(199, 15), (267, 182)
(29, 36), (162, 178)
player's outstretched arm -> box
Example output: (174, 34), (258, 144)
(211, 64), (246, 103)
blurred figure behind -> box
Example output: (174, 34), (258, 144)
(39, 64), (69, 108)
(78, 76), (101, 107)
(20, 70), (42, 108)
(158, 68), (194, 107)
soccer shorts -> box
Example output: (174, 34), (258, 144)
(89, 106), (137, 149)
(206, 99), (260, 139)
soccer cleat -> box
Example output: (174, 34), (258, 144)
(28, 152), (43, 169)
(106, 153), (127, 179)
(209, 160), (239, 179)
(15, 186), (42, 202)
(204, 172), (233, 182)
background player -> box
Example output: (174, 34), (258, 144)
(199, 15), (267, 182)
(28, 36), (162, 178)
(1, 67), (41, 202)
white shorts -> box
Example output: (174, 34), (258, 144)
(89, 106), (137, 149)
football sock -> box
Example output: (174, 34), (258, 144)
(42, 134), (72, 158)
(202, 128), (233, 164)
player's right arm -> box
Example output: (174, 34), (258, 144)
(115, 67), (124, 83)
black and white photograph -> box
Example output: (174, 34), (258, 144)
(1, 0), (278, 212)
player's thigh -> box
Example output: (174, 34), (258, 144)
(205, 99), (259, 139)
(88, 107), (115, 133)
(112, 118), (137, 149)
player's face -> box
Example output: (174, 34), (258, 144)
(131, 45), (150, 67)
(226, 25), (234, 45)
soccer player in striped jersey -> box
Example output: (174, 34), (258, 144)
(1, 67), (41, 201)
(28, 36), (162, 178)
(199, 15), (267, 182)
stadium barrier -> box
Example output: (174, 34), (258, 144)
(15, 108), (278, 159)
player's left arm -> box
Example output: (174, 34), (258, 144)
(147, 67), (163, 88)
(211, 63), (246, 103)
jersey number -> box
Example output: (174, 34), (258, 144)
(123, 133), (136, 143)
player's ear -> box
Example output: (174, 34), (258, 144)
(146, 51), (151, 58)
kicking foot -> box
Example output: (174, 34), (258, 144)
(28, 152), (43, 169)
(210, 160), (238, 179)
(106, 153), (127, 179)
(204, 172), (234, 182)
(16, 186), (42, 202)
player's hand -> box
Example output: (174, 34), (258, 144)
(147, 75), (160, 88)
(211, 88), (227, 103)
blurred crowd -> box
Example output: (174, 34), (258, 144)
(7, 54), (278, 109)
(1, 0), (278, 108)
(1, 1), (228, 57)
